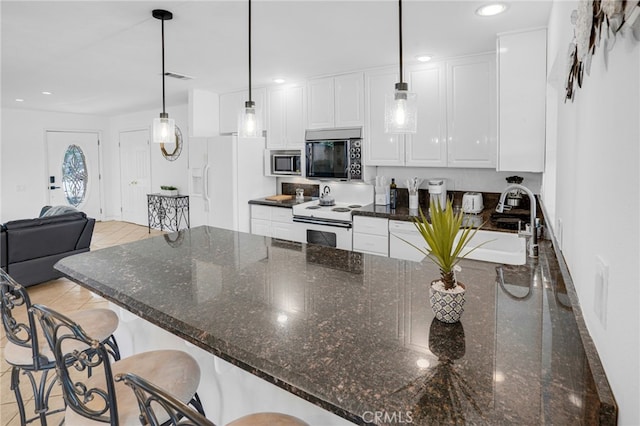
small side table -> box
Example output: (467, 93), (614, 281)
(147, 194), (190, 233)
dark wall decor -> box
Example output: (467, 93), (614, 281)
(565, 0), (640, 101)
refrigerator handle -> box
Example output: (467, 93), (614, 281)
(203, 164), (211, 203)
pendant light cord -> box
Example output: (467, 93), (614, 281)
(398, 0), (403, 84)
(161, 16), (167, 114)
(248, 0), (252, 103)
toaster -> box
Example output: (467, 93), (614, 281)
(462, 192), (484, 214)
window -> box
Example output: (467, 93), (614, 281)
(62, 144), (88, 206)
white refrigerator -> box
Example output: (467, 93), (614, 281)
(189, 135), (275, 232)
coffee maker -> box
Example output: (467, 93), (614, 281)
(428, 179), (447, 210)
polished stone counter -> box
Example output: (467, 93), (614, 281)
(248, 196), (313, 208)
(55, 226), (616, 425)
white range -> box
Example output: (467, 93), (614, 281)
(291, 184), (373, 251)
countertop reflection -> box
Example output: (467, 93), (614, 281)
(55, 226), (616, 425)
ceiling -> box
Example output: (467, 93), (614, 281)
(1, 0), (552, 116)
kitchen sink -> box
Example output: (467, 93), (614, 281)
(460, 230), (527, 265)
(390, 221), (527, 265)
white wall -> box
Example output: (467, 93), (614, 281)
(0, 105), (190, 223)
(108, 104), (189, 220)
(544, 2), (640, 424)
(0, 108), (110, 222)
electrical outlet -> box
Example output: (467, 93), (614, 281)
(594, 255), (609, 329)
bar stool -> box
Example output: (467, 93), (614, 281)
(31, 304), (205, 426)
(117, 372), (309, 426)
(0, 270), (120, 425)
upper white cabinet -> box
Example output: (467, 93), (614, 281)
(365, 53), (496, 168)
(307, 78), (334, 129)
(446, 54), (497, 168)
(266, 83), (306, 149)
(308, 72), (364, 129)
(405, 63), (448, 167)
(188, 89), (219, 137)
(219, 88), (266, 134)
(497, 28), (547, 172)
(364, 68), (404, 166)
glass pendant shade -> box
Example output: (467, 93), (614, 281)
(238, 101), (260, 137)
(385, 86), (417, 134)
(153, 113), (175, 144)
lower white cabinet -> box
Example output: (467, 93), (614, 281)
(353, 216), (389, 256)
(388, 220), (426, 262)
(250, 205), (299, 242)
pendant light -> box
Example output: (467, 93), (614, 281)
(384, 0), (417, 134)
(152, 9), (175, 145)
(239, 0), (260, 137)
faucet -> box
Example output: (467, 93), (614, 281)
(496, 184), (538, 258)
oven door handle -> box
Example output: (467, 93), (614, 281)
(293, 217), (352, 229)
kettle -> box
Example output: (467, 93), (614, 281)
(462, 192), (484, 214)
(319, 185), (335, 206)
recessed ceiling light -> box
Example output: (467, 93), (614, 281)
(41, 91), (52, 95)
(15, 98), (24, 102)
(476, 3), (508, 16)
(273, 78), (285, 84)
(416, 55), (433, 62)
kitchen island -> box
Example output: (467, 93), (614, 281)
(55, 226), (615, 425)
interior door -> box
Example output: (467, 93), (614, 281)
(46, 131), (102, 219)
(119, 129), (151, 225)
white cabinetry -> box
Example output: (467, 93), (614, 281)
(388, 220), (426, 262)
(365, 54), (496, 168)
(308, 72), (364, 129)
(353, 216), (389, 256)
(266, 84), (306, 149)
(364, 68), (405, 166)
(446, 54), (496, 168)
(188, 89), (219, 137)
(219, 88), (266, 134)
(405, 63), (447, 167)
(250, 205), (298, 242)
(497, 28), (547, 172)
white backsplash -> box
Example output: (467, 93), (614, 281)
(374, 167), (543, 194)
(277, 167), (542, 206)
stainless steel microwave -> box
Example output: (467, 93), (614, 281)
(305, 127), (362, 181)
(270, 150), (302, 175)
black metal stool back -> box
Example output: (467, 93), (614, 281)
(116, 372), (215, 426)
(0, 269), (64, 424)
(32, 303), (120, 425)
(1, 269), (50, 368)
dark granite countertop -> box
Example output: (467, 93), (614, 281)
(248, 196), (313, 208)
(55, 227), (616, 425)
(353, 191), (544, 234)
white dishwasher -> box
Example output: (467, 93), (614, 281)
(388, 220), (427, 262)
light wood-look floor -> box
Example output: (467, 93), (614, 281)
(0, 221), (164, 426)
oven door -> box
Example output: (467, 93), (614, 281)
(293, 219), (352, 251)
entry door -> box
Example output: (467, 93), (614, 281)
(119, 129), (151, 225)
(47, 131), (102, 219)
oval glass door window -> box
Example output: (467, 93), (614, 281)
(62, 144), (88, 207)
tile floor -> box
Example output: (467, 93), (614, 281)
(0, 221), (164, 426)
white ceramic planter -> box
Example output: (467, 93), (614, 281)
(429, 281), (466, 323)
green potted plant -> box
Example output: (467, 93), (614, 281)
(160, 185), (178, 196)
(405, 198), (483, 323)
